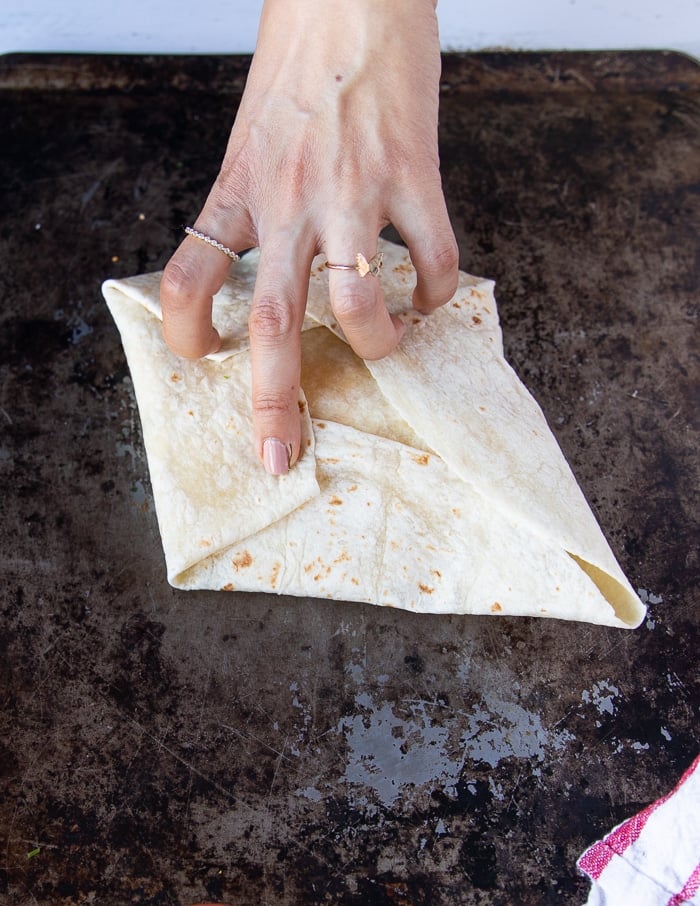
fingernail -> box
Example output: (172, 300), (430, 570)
(263, 438), (290, 476)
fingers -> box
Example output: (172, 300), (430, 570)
(160, 227), (239, 359)
(249, 239), (313, 474)
(160, 178), (254, 358)
(162, 214), (310, 476)
(326, 230), (405, 362)
(389, 181), (460, 314)
(160, 183), (456, 481)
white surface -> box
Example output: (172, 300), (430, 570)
(1, 0), (699, 60)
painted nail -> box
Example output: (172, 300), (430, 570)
(263, 438), (290, 476)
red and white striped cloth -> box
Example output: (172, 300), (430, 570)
(578, 755), (700, 905)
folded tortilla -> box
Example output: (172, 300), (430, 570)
(103, 239), (645, 627)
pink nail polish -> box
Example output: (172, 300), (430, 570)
(263, 438), (290, 475)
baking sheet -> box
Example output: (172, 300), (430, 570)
(0, 51), (698, 905)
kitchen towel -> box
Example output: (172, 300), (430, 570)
(578, 754), (700, 905)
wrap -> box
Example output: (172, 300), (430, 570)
(102, 239), (645, 627)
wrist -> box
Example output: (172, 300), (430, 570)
(252, 0), (440, 97)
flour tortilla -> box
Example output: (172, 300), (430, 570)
(103, 238), (645, 627)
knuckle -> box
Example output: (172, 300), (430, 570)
(160, 259), (197, 313)
(160, 261), (216, 358)
(332, 289), (377, 328)
(421, 237), (459, 280)
(207, 155), (254, 233)
(395, 146), (440, 185)
(248, 295), (297, 343)
(251, 390), (295, 418)
(216, 151), (252, 204)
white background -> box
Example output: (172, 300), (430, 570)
(1, 0), (699, 60)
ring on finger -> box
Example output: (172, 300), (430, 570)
(184, 226), (240, 261)
(325, 252), (383, 278)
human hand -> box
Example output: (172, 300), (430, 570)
(160, 0), (458, 474)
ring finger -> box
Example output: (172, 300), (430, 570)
(324, 221), (404, 361)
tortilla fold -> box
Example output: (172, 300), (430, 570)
(103, 239), (645, 628)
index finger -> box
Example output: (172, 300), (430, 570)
(160, 223), (245, 358)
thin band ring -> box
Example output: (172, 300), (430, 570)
(326, 252), (383, 278)
(184, 226), (240, 261)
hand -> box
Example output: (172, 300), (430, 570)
(160, 0), (459, 474)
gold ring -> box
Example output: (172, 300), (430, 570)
(326, 252), (383, 277)
(184, 226), (240, 261)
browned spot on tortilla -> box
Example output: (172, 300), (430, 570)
(170, 373), (181, 382)
(471, 314), (482, 326)
(479, 405), (486, 412)
(432, 569), (442, 579)
(187, 410), (194, 416)
(348, 484), (358, 492)
(411, 317), (421, 325)
(322, 456), (339, 464)
(221, 583), (235, 591)
(317, 422), (327, 429)
(351, 577), (360, 586)
(491, 602), (503, 613)
(483, 306), (492, 314)
(233, 550), (253, 570)
(418, 583), (434, 594)
(304, 562), (313, 574)
(413, 453), (430, 466)
(298, 400), (306, 412)
(393, 262), (413, 274)
(329, 496), (343, 506)
(452, 302), (461, 308)
(452, 507), (461, 517)
(198, 539), (212, 548)
(270, 562), (281, 589)
(306, 438), (312, 446)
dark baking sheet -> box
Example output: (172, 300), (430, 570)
(0, 51), (698, 905)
